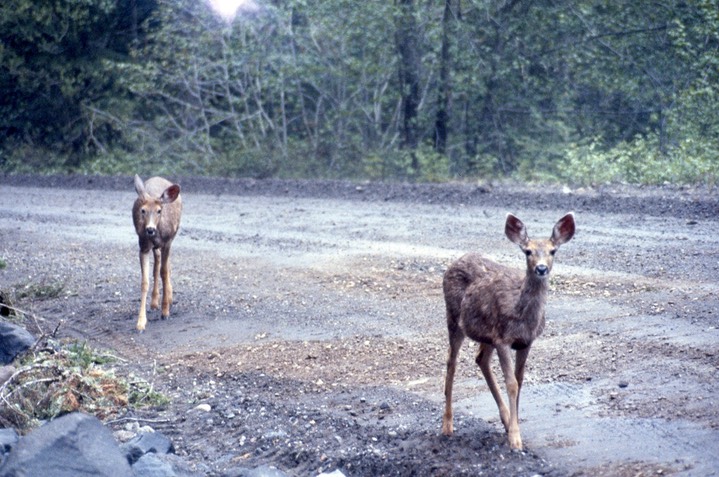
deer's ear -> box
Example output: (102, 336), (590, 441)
(551, 212), (575, 246)
(134, 175), (148, 200)
(505, 213), (529, 246)
(161, 184), (181, 204)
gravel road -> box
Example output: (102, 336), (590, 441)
(1, 174), (718, 476)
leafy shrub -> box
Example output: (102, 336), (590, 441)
(559, 134), (719, 186)
(0, 143), (68, 175)
(363, 145), (450, 182)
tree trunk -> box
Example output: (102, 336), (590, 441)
(435, 0), (454, 155)
(396, 0), (421, 175)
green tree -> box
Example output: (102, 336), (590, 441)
(0, 0), (154, 170)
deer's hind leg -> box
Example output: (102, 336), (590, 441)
(150, 247), (161, 310)
(442, 320), (465, 436)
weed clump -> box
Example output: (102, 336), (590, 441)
(0, 339), (167, 433)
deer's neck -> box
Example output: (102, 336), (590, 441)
(516, 275), (549, 322)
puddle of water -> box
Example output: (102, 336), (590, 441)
(454, 381), (719, 476)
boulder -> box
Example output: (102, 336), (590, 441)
(0, 412), (133, 477)
(0, 321), (35, 365)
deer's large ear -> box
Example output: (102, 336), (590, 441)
(134, 175), (148, 200)
(551, 212), (575, 246)
(505, 213), (529, 246)
(161, 184), (181, 204)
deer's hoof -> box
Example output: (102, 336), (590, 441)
(507, 433), (523, 450)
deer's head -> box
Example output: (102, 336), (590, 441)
(133, 175), (181, 239)
(505, 212), (575, 279)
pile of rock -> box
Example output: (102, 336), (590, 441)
(0, 411), (342, 476)
(1, 320), (198, 476)
(0, 321), (346, 476)
(0, 412), (200, 476)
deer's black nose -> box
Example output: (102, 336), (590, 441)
(146, 227), (156, 237)
(535, 264), (549, 276)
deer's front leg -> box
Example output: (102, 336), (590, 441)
(513, 345), (531, 421)
(160, 243), (173, 319)
(496, 344), (522, 450)
(137, 250), (151, 332)
(477, 343), (510, 431)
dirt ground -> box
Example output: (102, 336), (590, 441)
(1, 174), (718, 476)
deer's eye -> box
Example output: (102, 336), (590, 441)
(141, 208), (146, 215)
(550, 249), (557, 256)
(157, 208), (162, 214)
(524, 250), (532, 257)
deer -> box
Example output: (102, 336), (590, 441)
(441, 212), (575, 450)
(132, 175), (182, 332)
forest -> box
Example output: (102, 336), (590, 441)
(1, 0), (718, 184)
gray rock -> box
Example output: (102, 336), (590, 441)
(122, 430), (175, 465)
(317, 471), (347, 477)
(0, 365), (15, 386)
(0, 322), (35, 365)
(132, 452), (203, 477)
(0, 412), (132, 476)
(0, 428), (19, 467)
(223, 464), (290, 477)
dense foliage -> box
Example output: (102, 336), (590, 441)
(1, 0), (717, 184)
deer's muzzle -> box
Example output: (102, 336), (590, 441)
(534, 264), (549, 276)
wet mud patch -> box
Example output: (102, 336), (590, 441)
(134, 353), (564, 477)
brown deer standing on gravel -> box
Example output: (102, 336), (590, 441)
(441, 212), (575, 450)
(132, 175), (182, 332)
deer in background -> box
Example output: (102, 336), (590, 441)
(441, 212), (575, 450)
(132, 175), (182, 332)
